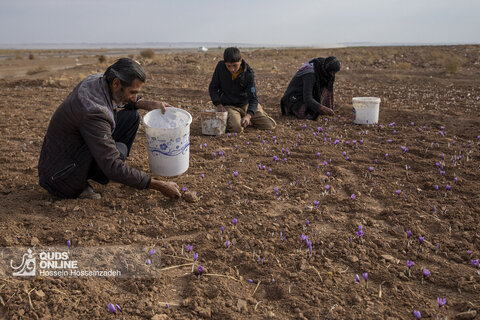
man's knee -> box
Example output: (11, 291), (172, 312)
(115, 142), (128, 161)
(227, 122), (243, 133)
(127, 109), (140, 126)
(226, 112), (243, 133)
(117, 109), (140, 128)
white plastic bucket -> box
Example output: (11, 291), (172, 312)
(143, 108), (192, 177)
(352, 97), (381, 124)
(201, 110), (228, 135)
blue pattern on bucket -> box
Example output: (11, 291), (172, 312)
(147, 133), (190, 157)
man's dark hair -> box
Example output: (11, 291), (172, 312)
(223, 47), (242, 63)
(104, 58), (146, 86)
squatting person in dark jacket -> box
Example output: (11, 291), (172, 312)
(38, 58), (181, 200)
(209, 47), (276, 133)
(281, 56), (341, 120)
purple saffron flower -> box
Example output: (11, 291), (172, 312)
(407, 260), (414, 269)
(221, 226), (225, 234)
(325, 184), (330, 190)
(419, 236), (424, 244)
(186, 245), (193, 253)
(385, 153), (389, 158)
(232, 218), (237, 225)
(434, 185), (439, 191)
(446, 184), (451, 191)
(313, 200), (319, 208)
(422, 268), (431, 278)
(362, 272), (368, 282)
(146, 259), (151, 265)
(200, 173), (205, 179)
(396, 190), (402, 195)
(115, 304), (122, 312)
(354, 274), (360, 283)
(467, 250), (472, 255)
(326, 171), (331, 177)
(148, 249), (156, 256)
(406, 230), (412, 238)
(413, 310), (421, 319)
(182, 187), (188, 192)
(307, 241), (313, 255)
(107, 303), (117, 314)
(471, 259), (479, 268)
(357, 225), (364, 238)
(233, 171), (238, 177)
(166, 303), (170, 309)
(225, 240), (230, 248)
(197, 265), (205, 274)
(454, 177), (458, 183)
(67, 240), (71, 249)
(369, 167), (374, 172)
(305, 220), (310, 226)
(351, 194), (356, 200)
(193, 253), (198, 262)
(437, 297), (447, 307)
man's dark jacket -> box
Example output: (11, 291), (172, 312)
(38, 74), (150, 198)
(208, 60), (258, 116)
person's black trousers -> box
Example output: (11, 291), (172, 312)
(88, 109), (140, 184)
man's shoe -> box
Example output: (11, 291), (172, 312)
(78, 186), (101, 199)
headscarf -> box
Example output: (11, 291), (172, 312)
(311, 56), (340, 92)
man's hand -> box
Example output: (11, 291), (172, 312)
(149, 178), (181, 199)
(241, 114), (252, 128)
(137, 100), (174, 114)
(216, 104), (226, 112)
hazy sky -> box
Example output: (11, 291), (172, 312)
(0, 0), (479, 46)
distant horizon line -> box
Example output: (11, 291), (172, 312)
(0, 41), (478, 50)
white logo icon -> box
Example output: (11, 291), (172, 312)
(11, 248), (36, 277)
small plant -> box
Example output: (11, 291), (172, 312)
(444, 57), (459, 74)
(140, 49), (155, 59)
(396, 62), (411, 70)
(97, 55), (107, 63)
(26, 66), (49, 75)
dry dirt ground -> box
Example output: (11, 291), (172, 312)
(0, 45), (479, 319)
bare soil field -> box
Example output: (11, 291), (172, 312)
(0, 45), (479, 319)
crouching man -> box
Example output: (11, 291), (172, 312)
(38, 58), (181, 199)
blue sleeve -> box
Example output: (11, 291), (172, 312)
(245, 72), (258, 116)
(208, 63), (222, 106)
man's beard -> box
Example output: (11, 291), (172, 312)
(112, 88), (126, 107)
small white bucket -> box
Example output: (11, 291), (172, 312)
(143, 108), (192, 177)
(201, 110), (228, 135)
(352, 97), (381, 124)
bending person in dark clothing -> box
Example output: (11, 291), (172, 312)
(281, 56), (340, 120)
(38, 58), (181, 200)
